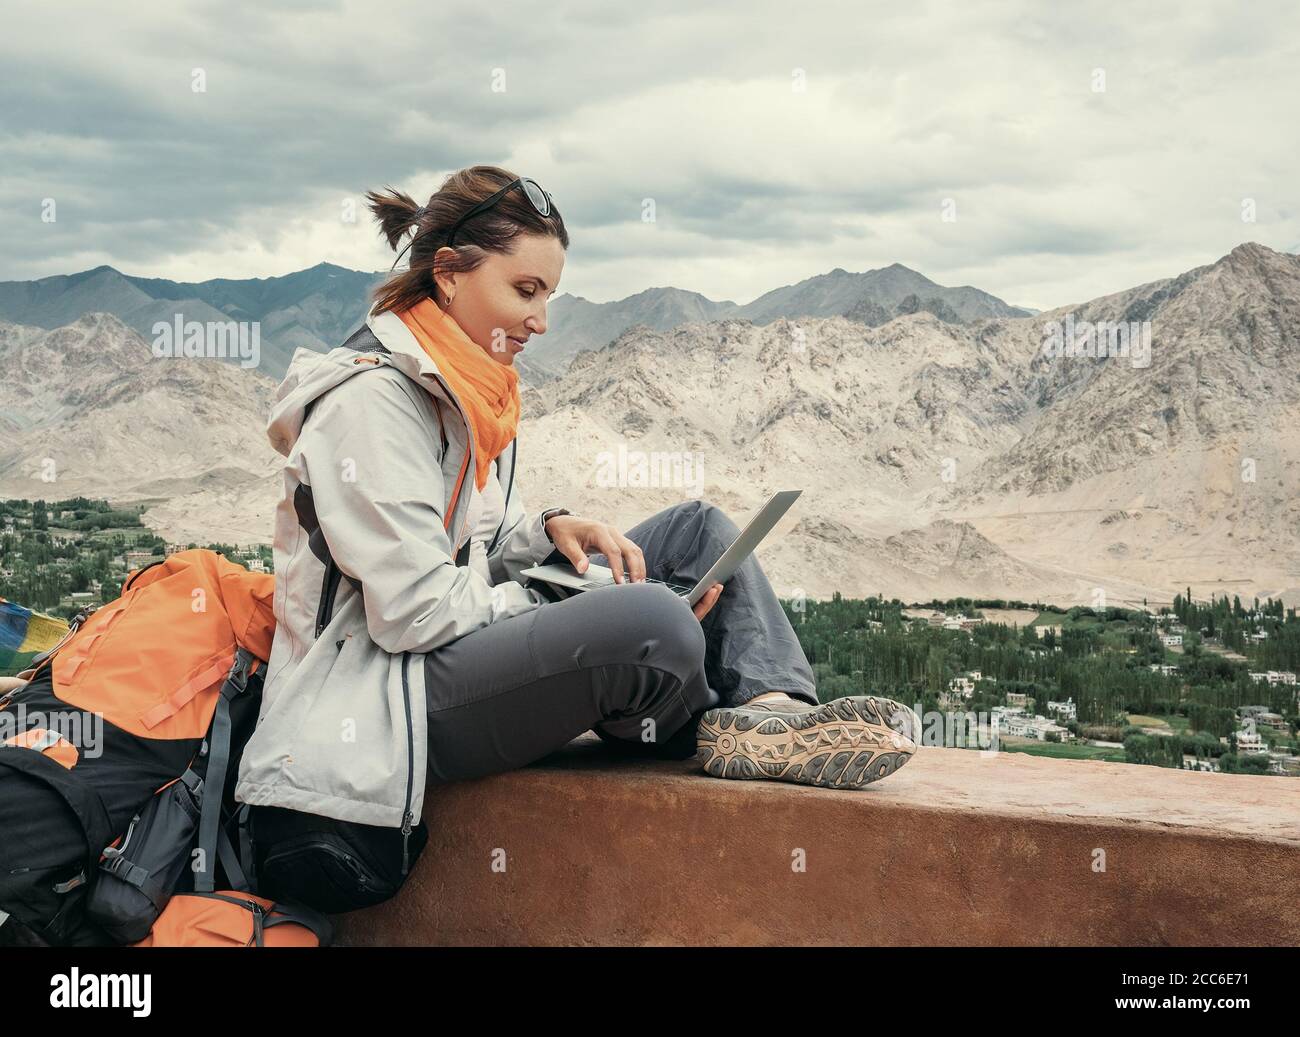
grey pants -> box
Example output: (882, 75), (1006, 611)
(422, 499), (818, 783)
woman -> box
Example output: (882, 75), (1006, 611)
(235, 166), (920, 838)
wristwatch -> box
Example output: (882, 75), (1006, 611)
(540, 508), (571, 543)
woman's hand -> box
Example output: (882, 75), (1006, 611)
(544, 515), (724, 623)
(545, 514), (647, 584)
(692, 583), (724, 622)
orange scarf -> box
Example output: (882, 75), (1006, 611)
(396, 296), (521, 492)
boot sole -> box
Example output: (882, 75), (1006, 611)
(696, 696), (918, 790)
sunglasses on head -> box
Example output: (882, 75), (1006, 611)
(391, 176), (553, 270)
(447, 177), (552, 247)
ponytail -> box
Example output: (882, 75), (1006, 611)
(363, 186), (423, 251)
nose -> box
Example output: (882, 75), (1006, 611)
(525, 300), (548, 337)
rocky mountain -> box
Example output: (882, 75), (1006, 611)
(513, 243), (1298, 604)
(1, 243), (1293, 606)
(845, 292), (963, 326)
(0, 263), (384, 380)
(518, 262), (1031, 382)
(736, 262), (1031, 325)
(514, 307), (1104, 602)
(945, 242), (1300, 606)
(0, 314), (281, 542)
(514, 287), (741, 383)
(0, 260), (1028, 386)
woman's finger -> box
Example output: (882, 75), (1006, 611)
(554, 534), (590, 574)
(615, 534), (646, 582)
(593, 530), (628, 583)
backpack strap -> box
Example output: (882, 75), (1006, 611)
(261, 900), (334, 946)
(235, 803), (257, 892)
(216, 827), (249, 893)
(193, 647), (256, 894)
(183, 891), (333, 946)
(340, 325), (390, 355)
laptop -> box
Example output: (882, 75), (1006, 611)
(520, 490), (801, 607)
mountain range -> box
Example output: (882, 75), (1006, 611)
(0, 243), (1295, 606)
(0, 263), (384, 381)
(517, 263), (1032, 382)
(0, 260), (1032, 383)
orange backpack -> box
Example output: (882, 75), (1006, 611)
(0, 549), (329, 946)
(134, 891), (327, 947)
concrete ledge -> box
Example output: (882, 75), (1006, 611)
(334, 734), (1300, 946)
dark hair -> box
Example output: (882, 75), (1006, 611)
(364, 165), (569, 317)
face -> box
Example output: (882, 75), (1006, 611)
(433, 233), (565, 366)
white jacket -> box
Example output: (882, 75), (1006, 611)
(234, 307), (561, 831)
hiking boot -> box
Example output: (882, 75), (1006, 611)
(695, 695), (920, 789)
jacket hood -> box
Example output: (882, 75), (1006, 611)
(266, 307), (462, 458)
(266, 344), (374, 457)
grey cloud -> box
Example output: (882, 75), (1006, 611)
(0, 0), (1297, 310)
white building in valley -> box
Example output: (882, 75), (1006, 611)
(1047, 698), (1076, 721)
(1248, 671), (1296, 686)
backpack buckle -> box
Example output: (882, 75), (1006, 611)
(224, 648), (253, 695)
(52, 870), (86, 894)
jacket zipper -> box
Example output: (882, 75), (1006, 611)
(484, 439), (517, 557)
(428, 373), (476, 558)
(399, 651), (415, 875)
(446, 421), (515, 560)
(261, 839), (374, 889)
(314, 554), (341, 639)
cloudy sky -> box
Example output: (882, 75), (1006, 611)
(3, 0), (1297, 311)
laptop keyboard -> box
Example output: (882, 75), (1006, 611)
(570, 568), (693, 596)
(639, 576), (692, 596)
